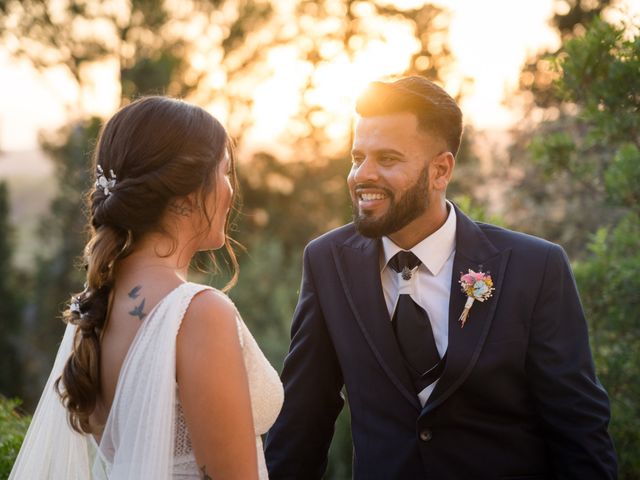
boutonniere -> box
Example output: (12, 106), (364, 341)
(458, 269), (494, 327)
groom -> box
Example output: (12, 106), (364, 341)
(265, 76), (617, 479)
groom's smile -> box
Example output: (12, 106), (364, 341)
(355, 187), (391, 213)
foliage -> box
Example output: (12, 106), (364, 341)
(529, 17), (639, 210)
(216, 237), (302, 366)
(19, 119), (99, 408)
(236, 152), (353, 253)
(505, 115), (619, 256)
(605, 143), (640, 210)
(518, 0), (614, 109)
(506, 5), (637, 256)
(555, 18), (640, 146)
(574, 215), (640, 478)
(452, 194), (505, 227)
(0, 182), (24, 399)
(0, 397), (31, 478)
(527, 17), (640, 479)
(0, 0), (273, 101)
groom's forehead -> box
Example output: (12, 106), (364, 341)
(353, 113), (419, 137)
(351, 114), (433, 151)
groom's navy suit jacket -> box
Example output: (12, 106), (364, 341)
(265, 205), (617, 479)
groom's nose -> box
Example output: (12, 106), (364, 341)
(352, 157), (380, 184)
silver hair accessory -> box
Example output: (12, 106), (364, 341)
(69, 296), (82, 315)
(96, 165), (117, 196)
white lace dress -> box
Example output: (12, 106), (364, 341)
(10, 282), (283, 479)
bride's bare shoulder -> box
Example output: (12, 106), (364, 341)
(177, 287), (240, 345)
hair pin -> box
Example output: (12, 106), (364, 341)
(96, 165), (117, 196)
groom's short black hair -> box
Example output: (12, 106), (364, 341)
(355, 76), (463, 156)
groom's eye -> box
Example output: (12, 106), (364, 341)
(379, 155), (397, 165)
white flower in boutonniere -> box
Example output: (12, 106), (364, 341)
(458, 269), (495, 328)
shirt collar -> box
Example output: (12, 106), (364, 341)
(380, 200), (457, 276)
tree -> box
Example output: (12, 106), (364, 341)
(0, 0), (274, 105)
(526, 18), (639, 478)
(0, 182), (24, 399)
(503, 0), (622, 256)
(518, 0), (614, 110)
(20, 120), (100, 406)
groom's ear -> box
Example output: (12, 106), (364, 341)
(430, 151), (455, 191)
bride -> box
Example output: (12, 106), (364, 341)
(10, 96), (283, 479)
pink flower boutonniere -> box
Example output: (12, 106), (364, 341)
(458, 269), (495, 327)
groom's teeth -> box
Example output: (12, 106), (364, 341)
(361, 193), (385, 201)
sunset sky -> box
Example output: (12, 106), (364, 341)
(0, 0), (637, 153)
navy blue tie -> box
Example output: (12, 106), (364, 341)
(389, 251), (445, 392)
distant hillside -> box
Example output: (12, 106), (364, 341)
(0, 149), (56, 270)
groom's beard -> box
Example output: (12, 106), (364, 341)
(352, 165), (430, 238)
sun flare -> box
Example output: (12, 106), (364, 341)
(246, 19), (421, 157)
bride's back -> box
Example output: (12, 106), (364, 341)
(91, 267), (183, 432)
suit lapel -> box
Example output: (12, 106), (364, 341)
(332, 235), (421, 411)
(424, 206), (511, 412)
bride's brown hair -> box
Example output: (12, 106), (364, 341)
(55, 96), (239, 434)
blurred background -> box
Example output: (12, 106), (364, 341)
(0, 0), (638, 478)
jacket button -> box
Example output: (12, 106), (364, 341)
(419, 429), (432, 442)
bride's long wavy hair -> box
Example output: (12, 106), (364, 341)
(55, 96), (239, 434)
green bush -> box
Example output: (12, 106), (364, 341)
(0, 397), (31, 478)
(574, 214), (640, 479)
(527, 17), (640, 477)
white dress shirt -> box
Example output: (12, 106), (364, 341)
(380, 201), (457, 406)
